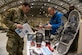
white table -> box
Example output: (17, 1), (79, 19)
(26, 41), (61, 55)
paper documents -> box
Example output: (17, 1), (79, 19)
(15, 23), (33, 38)
(40, 47), (53, 55)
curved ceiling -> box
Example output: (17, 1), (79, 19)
(0, 0), (82, 15)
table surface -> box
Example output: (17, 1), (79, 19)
(26, 41), (62, 55)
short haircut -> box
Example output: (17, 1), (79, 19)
(22, 2), (30, 8)
(48, 7), (56, 10)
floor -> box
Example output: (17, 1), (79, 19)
(0, 31), (27, 55)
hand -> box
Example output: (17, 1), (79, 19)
(44, 24), (52, 29)
(38, 25), (43, 29)
(16, 24), (23, 29)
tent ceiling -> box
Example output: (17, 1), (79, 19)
(0, 0), (82, 15)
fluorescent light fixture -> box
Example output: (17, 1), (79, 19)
(4, 9), (6, 11)
(60, 2), (63, 5)
(43, 11), (45, 13)
(44, 3), (46, 6)
(33, 0), (35, 1)
(32, 15), (34, 17)
(32, 3), (34, 5)
(19, 1), (22, 3)
(39, 12), (41, 14)
(55, 6), (58, 8)
(48, 0), (50, 2)
(41, 6), (43, 8)
(77, 5), (80, 7)
(67, 0), (70, 2)
(31, 6), (33, 8)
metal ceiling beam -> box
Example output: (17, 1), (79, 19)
(0, 3), (22, 14)
(0, 4), (64, 14)
(29, 1), (68, 11)
(0, 0), (19, 8)
(59, 0), (82, 14)
(59, 0), (70, 5)
(31, 5), (64, 13)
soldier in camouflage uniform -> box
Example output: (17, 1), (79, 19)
(3, 3), (30, 55)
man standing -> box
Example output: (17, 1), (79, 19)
(3, 2), (30, 55)
(44, 7), (63, 35)
(64, 5), (75, 19)
(39, 7), (63, 51)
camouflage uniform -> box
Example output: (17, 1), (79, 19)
(3, 7), (28, 55)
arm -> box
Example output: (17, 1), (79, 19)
(64, 12), (69, 19)
(3, 9), (17, 31)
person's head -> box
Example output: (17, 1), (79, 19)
(48, 7), (56, 16)
(22, 2), (31, 13)
(69, 5), (75, 11)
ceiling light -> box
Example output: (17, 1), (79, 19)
(45, 13), (47, 16)
(44, 3), (46, 6)
(41, 6), (43, 8)
(47, 16), (48, 17)
(4, 9), (6, 11)
(60, 2), (63, 5)
(19, 1), (22, 3)
(63, 10), (65, 12)
(63, 10), (67, 13)
(77, 5), (80, 7)
(48, 0), (50, 2)
(67, 0), (70, 2)
(31, 6), (33, 8)
(32, 3), (34, 5)
(39, 12), (41, 14)
(55, 6), (58, 8)
(33, 0), (35, 1)
(43, 11), (45, 13)
(32, 15), (34, 17)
